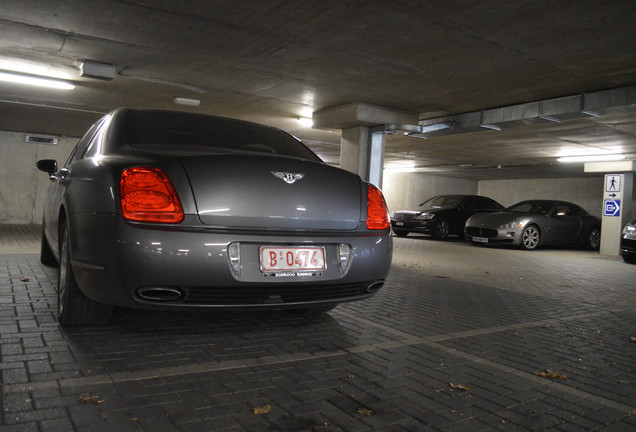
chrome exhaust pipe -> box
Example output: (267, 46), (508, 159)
(136, 287), (183, 301)
(365, 281), (384, 293)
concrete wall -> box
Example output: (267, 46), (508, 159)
(384, 173), (636, 221)
(383, 171), (478, 212)
(0, 130), (77, 224)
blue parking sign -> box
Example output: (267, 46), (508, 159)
(604, 200), (620, 217)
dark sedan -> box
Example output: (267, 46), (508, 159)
(391, 195), (504, 239)
(36, 108), (392, 326)
(465, 200), (601, 250)
(621, 219), (636, 263)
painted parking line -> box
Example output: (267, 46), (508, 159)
(4, 308), (634, 417)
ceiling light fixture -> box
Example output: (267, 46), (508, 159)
(581, 110), (601, 117)
(173, 97), (200, 106)
(539, 115), (561, 123)
(420, 122), (452, 133)
(480, 124), (501, 131)
(384, 162), (417, 173)
(0, 71), (75, 90)
(297, 117), (313, 127)
(557, 154), (626, 163)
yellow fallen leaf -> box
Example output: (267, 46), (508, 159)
(356, 408), (374, 416)
(77, 393), (104, 404)
(253, 404), (271, 415)
(450, 383), (471, 391)
(533, 370), (568, 379)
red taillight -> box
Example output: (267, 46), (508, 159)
(120, 167), (184, 223)
(366, 184), (390, 230)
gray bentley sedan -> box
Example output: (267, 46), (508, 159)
(36, 108), (392, 326)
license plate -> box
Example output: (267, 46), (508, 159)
(260, 246), (326, 272)
(473, 236), (488, 243)
(395, 222), (404, 226)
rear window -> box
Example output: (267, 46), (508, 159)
(420, 195), (464, 208)
(124, 110), (321, 162)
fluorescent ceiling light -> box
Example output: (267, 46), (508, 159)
(384, 162), (417, 173)
(581, 110), (600, 117)
(297, 117), (313, 127)
(557, 154), (625, 163)
(0, 71), (75, 90)
(0, 58), (73, 79)
(480, 124), (501, 131)
(420, 122), (451, 133)
(174, 97), (200, 106)
(539, 115), (561, 123)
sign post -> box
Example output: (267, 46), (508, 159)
(600, 173), (633, 256)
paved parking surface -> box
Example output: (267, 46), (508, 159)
(1, 225), (635, 431)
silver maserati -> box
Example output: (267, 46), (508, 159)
(465, 199), (601, 250)
(36, 108), (392, 326)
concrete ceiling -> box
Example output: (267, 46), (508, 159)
(1, 0), (636, 180)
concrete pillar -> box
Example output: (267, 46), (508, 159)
(340, 127), (385, 188)
(313, 102), (418, 188)
(340, 127), (369, 180)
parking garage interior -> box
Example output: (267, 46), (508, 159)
(1, 2), (636, 431)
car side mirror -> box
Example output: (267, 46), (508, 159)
(36, 159), (58, 180)
(36, 159), (58, 173)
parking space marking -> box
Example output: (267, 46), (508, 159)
(4, 308), (634, 416)
(338, 309), (636, 415)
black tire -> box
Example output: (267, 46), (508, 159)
(586, 227), (601, 250)
(431, 218), (450, 240)
(58, 221), (113, 326)
(622, 254), (636, 264)
(394, 229), (409, 237)
(520, 224), (540, 250)
(40, 224), (57, 266)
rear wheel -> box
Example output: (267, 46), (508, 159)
(431, 218), (450, 240)
(520, 225), (540, 250)
(393, 229), (409, 237)
(58, 222), (113, 326)
(586, 227), (601, 250)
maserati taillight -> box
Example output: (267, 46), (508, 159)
(366, 184), (390, 230)
(120, 167), (184, 223)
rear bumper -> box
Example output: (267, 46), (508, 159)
(391, 220), (434, 234)
(68, 213), (392, 310)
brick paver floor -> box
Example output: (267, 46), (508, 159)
(1, 225), (635, 431)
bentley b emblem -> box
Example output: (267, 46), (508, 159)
(271, 171), (305, 184)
